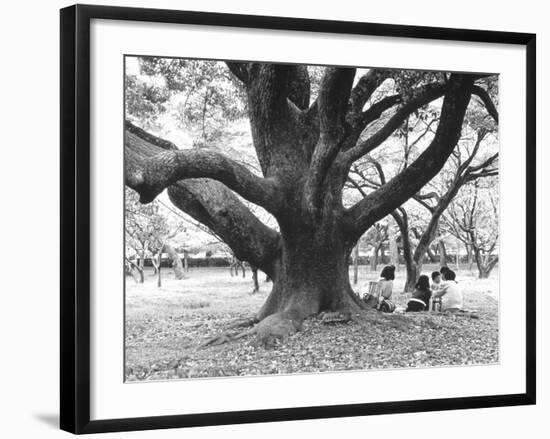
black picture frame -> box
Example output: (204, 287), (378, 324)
(60, 4), (536, 434)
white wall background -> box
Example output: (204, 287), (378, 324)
(0, 0), (545, 438)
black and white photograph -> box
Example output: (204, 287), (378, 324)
(0, 0), (545, 436)
(124, 57), (500, 381)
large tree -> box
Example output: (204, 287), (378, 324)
(125, 61), (495, 342)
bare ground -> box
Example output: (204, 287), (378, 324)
(125, 265), (499, 381)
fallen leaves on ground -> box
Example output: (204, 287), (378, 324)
(125, 267), (498, 381)
(125, 307), (498, 381)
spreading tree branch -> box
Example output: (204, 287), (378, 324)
(349, 69), (392, 114)
(124, 122), (282, 276)
(472, 85), (499, 123)
(341, 82), (448, 164)
(344, 74), (476, 240)
(304, 67), (356, 211)
(225, 62), (250, 83)
(125, 131), (282, 214)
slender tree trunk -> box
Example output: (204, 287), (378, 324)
(151, 257), (159, 275)
(135, 267), (144, 284)
(404, 262), (421, 293)
(164, 243), (185, 280)
(201, 90), (209, 142)
(438, 240), (448, 269)
(392, 211), (418, 292)
(475, 250), (498, 279)
(426, 246), (437, 263)
(467, 245), (474, 271)
(183, 250), (189, 272)
(156, 251), (162, 287)
(354, 245), (360, 282)
(370, 246), (379, 272)
(138, 249), (146, 272)
(455, 239), (460, 270)
(389, 223), (399, 270)
(251, 266), (260, 294)
(126, 257), (144, 283)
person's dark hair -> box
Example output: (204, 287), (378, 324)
(380, 265), (396, 281)
(445, 269), (456, 281)
(415, 275), (430, 291)
(440, 266), (451, 275)
(431, 271), (441, 281)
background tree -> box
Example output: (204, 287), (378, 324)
(393, 128), (497, 290)
(126, 57), (247, 143)
(444, 180), (499, 278)
(126, 60), (497, 343)
(125, 187), (169, 282)
(125, 187), (187, 282)
(363, 222), (388, 272)
(347, 82), (498, 291)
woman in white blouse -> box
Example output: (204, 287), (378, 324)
(432, 269), (463, 311)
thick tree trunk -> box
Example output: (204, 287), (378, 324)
(256, 225), (362, 323)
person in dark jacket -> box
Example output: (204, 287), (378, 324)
(406, 275), (432, 312)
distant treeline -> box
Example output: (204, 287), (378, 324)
(139, 253), (473, 269)
(142, 257), (232, 268)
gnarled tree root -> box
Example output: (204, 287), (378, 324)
(226, 316), (259, 330)
(320, 310), (353, 324)
(201, 310), (305, 348)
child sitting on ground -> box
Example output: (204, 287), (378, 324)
(431, 270), (442, 292)
(406, 275), (432, 312)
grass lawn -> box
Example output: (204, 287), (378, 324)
(125, 264), (499, 381)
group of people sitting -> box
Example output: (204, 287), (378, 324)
(363, 265), (463, 313)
